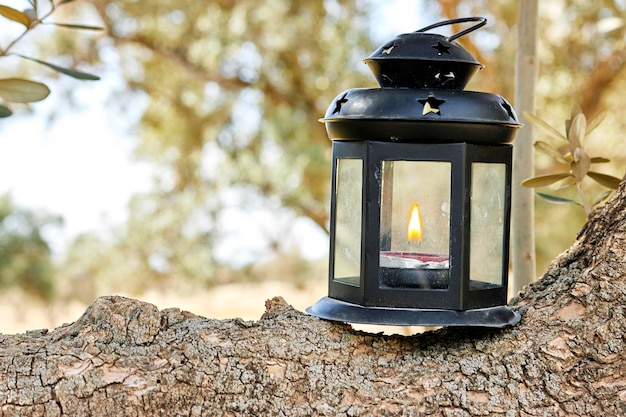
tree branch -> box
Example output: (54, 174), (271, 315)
(579, 48), (626, 119)
(2, 178), (626, 415)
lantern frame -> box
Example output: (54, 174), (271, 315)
(306, 17), (522, 328)
(307, 139), (520, 327)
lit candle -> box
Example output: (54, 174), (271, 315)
(407, 203), (423, 244)
(379, 202), (449, 288)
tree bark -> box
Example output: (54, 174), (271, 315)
(2, 184), (626, 416)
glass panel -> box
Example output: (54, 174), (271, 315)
(333, 158), (363, 286)
(379, 161), (451, 289)
(470, 162), (506, 290)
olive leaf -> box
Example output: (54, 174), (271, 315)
(0, 0), (100, 118)
(571, 147), (591, 183)
(49, 23), (104, 31)
(554, 175), (576, 190)
(14, 54), (100, 81)
(0, 5), (30, 27)
(568, 113), (586, 155)
(522, 173), (573, 188)
(565, 104), (583, 138)
(592, 190), (613, 206)
(534, 140), (568, 163)
(0, 78), (50, 103)
(587, 171), (622, 189)
(523, 111), (567, 142)
(535, 192), (581, 206)
(524, 104), (623, 216)
(0, 104), (13, 118)
(568, 113), (590, 183)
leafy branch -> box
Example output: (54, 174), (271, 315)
(522, 105), (622, 216)
(0, 0), (102, 117)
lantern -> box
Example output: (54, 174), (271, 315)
(307, 17), (522, 327)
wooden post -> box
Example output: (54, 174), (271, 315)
(511, 0), (539, 297)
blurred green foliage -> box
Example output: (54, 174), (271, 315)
(1, 0), (625, 301)
(51, 0), (376, 298)
(0, 194), (60, 301)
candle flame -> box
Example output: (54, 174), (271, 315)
(407, 203), (423, 243)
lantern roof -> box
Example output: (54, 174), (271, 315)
(320, 17), (522, 144)
(321, 88), (520, 143)
(364, 17), (486, 89)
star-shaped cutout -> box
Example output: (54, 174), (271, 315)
(418, 94), (445, 116)
(500, 99), (516, 121)
(435, 71), (455, 85)
(332, 93), (349, 115)
(432, 41), (451, 55)
(382, 44), (396, 55)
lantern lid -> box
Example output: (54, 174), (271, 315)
(321, 88), (521, 144)
(364, 17), (486, 89)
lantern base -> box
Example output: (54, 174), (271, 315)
(306, 297), (521, 328)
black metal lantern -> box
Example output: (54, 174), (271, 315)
(307, 17), (522, 328)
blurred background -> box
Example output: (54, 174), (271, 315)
(0, 0), (624, 333)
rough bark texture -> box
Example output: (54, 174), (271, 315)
(2, 186), (626, 416)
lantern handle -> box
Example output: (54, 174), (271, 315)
(415, 17), (487, 42)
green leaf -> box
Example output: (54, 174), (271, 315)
(592, 190), (613, 206)
(0, 5), (30, 27)
(49, 23), (104, 31)
(554, 175), (576, 190)
(587, 171), (622, 189)
(590, 157), (610, 164)
(568, 113), (586, 154)
(565, 104), (583, 138)
(535, 192), (581, 206)
(571, 147), (591, 182)
(534, 140), (568, 163)
(0, 78), (50, 103)
(15, 54), (100, 81)
(523, 111), (567, 142)
(0, 104), (12, 118)
(521, 173), (573, 188)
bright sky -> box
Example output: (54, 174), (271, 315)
(0, 1), (424, 260)
(0, 83), (152, 253)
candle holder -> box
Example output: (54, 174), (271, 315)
(307, 17), (522, 328)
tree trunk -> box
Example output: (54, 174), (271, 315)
(2, 184), (626, 416)
(511, 0), (539, 296)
